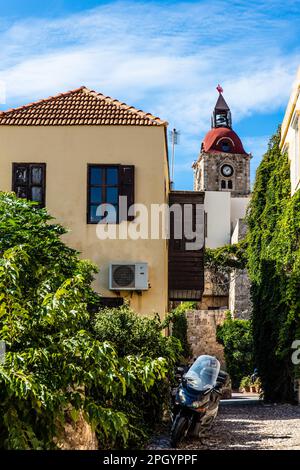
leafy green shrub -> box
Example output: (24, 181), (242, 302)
(216, 312), (254, 389)
(0, 193), (173, 449)
(239, 376), (251, 390)
(93, 304), (180, 359)
(163, 302), (195, 359)
(93, 305), (182, 443)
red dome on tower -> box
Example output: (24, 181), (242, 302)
(201, 86), (247, 154)
(202, 127), (247, 154)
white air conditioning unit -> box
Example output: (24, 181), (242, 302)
(109, 262), (149, 290)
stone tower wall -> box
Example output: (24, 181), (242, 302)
(194, 152), (251, 195)
(228, 219), (252, 319)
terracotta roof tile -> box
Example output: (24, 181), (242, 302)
(0, 86), (167, 126)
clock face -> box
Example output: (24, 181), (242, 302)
(221, 164), (234, 177)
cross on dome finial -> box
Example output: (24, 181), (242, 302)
(216, 84), (223, 94)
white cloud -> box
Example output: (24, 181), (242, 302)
(0, 80), (5, 104)
(0, 0), (299, 186)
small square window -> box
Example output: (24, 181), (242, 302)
(90, 167), (103, 186)
(13, 163), (46, 207)
(31, 167), (43, 185)
(15, 168), (28, 185)
(31, 186), (43, 203)
(107, 187), (118, 204)
(90, 187), (102, 204)
(106, 168), (118, 185)
(90, 205), (102, 223)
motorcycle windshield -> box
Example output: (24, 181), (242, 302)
(184, 355), (220, 392)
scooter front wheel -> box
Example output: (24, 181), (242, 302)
(170, 415), (189, 448)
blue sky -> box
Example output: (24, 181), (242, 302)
(0, 0), (299, 189)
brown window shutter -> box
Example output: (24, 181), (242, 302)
(119, 165), (135, 221)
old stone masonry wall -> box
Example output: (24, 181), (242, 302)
(228, 219), (252, 319)
(186, 309), (227, 368)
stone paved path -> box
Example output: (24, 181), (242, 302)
(148, 402), (300, 450)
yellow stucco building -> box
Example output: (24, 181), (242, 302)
(0, 86), (170, 317)
(280, 66), (300, 195)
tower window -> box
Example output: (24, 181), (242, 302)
(221, 179), (233, 190)
(215, 112), (228, 127)
(221, 140), (232, 152)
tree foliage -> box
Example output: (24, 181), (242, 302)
(0, 193), (178, 449)
(94, 305), (182, 443)
(94, 304), (180, 359)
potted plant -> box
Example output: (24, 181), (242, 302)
(254, 377), (262, 393)
(239, 376), (251, 393)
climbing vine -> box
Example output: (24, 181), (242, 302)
(216, 312), (253, 389)
(205, 240), (247, 273)
(205, 128), (300, 402)
(163, 302), (195, 359)
(247, 128), (300, 402)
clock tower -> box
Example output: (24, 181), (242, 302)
(193, 87), (251, 195)
(192, 86), (252, 320)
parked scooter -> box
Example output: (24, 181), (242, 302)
(170, 355), (229, 447)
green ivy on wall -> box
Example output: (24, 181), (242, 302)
(216, 312), (253, 389)
(204, 128), (300, 402)
(247, 128), (300, 402)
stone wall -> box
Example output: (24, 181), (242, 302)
(197, 269), (229, 310)
(186, 309), (227, 368)
(229, 219), (252, 319)
(55, 411), (98, 450)
(229, 269), (252, 319)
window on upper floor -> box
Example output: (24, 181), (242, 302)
(87, 164), (134, 224)
(12, 163), (46, 208)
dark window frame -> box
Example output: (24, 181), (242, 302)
(87, 164), (135, 224)
(87, 164), (119, 224)
(220, 179), (233, 190)
(12, 163), (46, 208)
